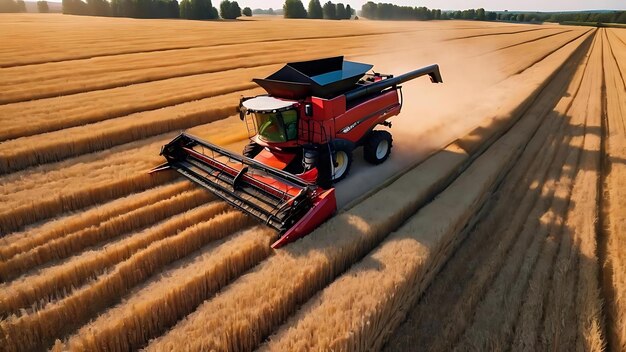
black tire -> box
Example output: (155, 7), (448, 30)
(331, 144), (353, 182)
(364, 130), (393, 165)
(242, 142), (263, 159)
(316, 144), (333, 189)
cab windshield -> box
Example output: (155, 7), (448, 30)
(253, 109), (298, 143)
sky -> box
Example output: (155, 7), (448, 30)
(235, 0), (626, 12)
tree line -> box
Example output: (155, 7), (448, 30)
(361, 2), (444, 20)
(511, 11), (626, 24)
(62, 0), (252, 19)
(358, 1), (626, 25)
(283, 0), (354, 19)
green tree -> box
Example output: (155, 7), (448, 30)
(283, 0), (306, 18)
(16, 0), (25, 11)
(110, 0), (121, 15)
(322, 1), (335, 19)
(476, 8), (485, 20)
(87, 0), (110, 16)
(220, 0), (240, 19)
(242, 6), (251, 16)
(189, 0), (217, 19)
(345, 3), (352, 18)
(179, 0), (190, 17)
(168, 0), (179, 17)
(335, 2), (345, 19)
(307, 0), (322, 19)
(37, 0), (49, 12)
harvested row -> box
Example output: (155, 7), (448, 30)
(0, 136), (174, 234)
(532, 31), (603, 352)
(0, 27), (588, 175)
(0, 17), (524, 67)
(0, 23), (576, 188)
(0, 27), (578, 142)
(0, 65), (263, 141)
(379, 29), (605, 352)
(462, 40), (591, 350)
(259, 30), (592, 351)
(0, 33), (380, 104)
(0, 211), (252, 351)
(0, 188), (213, 282)
(600, 27), (626, 352)
(453, 32), (603, 351)
(0, 202), (229, 317)
(144, 31), (588, 352)
(0, 26), (567, 105)
(0, 15), (422, 66)
(64, 227), (277, 351)
(499, 29), (590, 76)
(382, 29), (594, 352)
(0, 114), (247, 235)
(0, 87), (261, 174)
(450, 28), (588, 82)
(0, 181), (192, 259)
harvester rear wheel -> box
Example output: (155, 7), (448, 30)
(243, 142), (263, 159)
(364, 130), (392, 165)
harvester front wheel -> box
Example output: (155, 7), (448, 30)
(332, 147), (353, 182)
(243, 142), (263, 159)
(364, 130), (392, 165)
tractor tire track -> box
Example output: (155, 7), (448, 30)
(381, 31), (592, 352)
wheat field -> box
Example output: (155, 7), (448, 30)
(0, 13), (624, 351)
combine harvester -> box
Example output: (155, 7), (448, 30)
(153, 56), (442, 247)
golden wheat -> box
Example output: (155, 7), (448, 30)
(0, 211), (251, 351)
(0, 202), (228, 317)
(66, 226), (276, 351)
(0, 181), (192, 260)
(600, 28), (626, 352)
(0, 87), (262, 174)
(453, 34), (599, 352)
(381, 43), (582, 350)
(0, 188), (213, 281)
(0, 15), (616, 352)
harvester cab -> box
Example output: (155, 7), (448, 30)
(152, 56), (442, 248)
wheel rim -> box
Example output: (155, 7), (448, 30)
(333, 151), (348, 179)
(376, 140), (389, 160)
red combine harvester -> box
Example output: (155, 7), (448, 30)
(152, 56), (442, 248)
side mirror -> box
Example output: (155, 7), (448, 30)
(304, 103), (313, 117)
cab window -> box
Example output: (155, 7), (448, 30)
(253, 109), (298, 143)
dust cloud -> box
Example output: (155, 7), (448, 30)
(336, 33), (510, 208)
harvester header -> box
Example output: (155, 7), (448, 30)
(153, 56), (442, 247)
